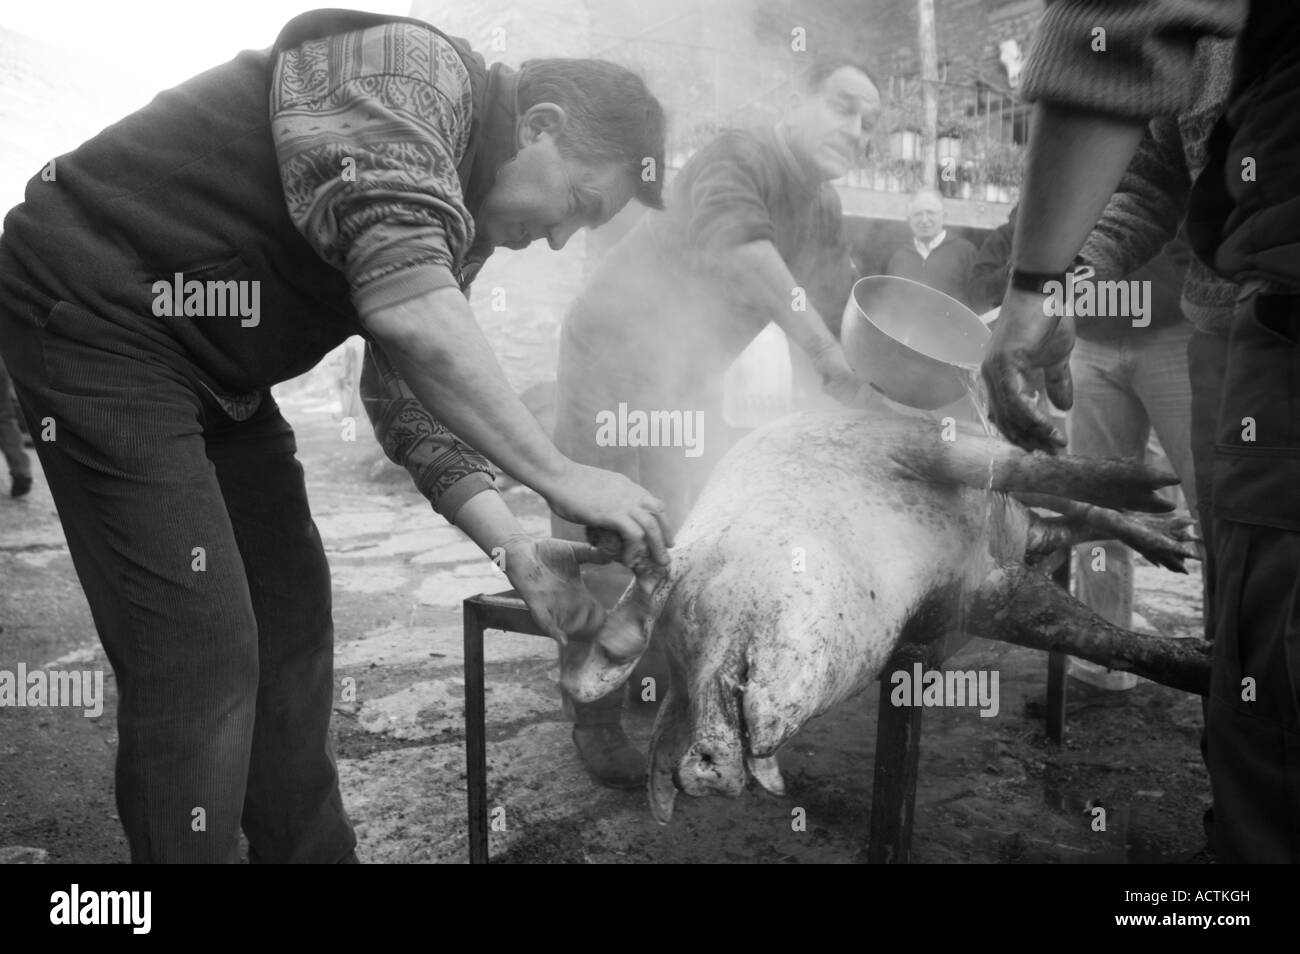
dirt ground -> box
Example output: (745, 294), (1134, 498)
(0, 383), (1211, 864)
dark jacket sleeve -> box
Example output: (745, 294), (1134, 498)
(968, 221), (1014, 312)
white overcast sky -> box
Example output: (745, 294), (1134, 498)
(4, 0), (412, 90)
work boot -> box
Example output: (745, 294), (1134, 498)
(571, 720), (646, 790)
(565, 680), (644, 789)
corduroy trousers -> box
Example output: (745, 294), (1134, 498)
(0, 295), (355, 863)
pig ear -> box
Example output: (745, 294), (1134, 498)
(746, 754), (786, 797)
(649, 684), (688, 824)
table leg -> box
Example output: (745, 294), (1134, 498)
(464, 598), (489, 863)
(865, 645), (930, 863)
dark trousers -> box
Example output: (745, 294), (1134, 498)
(0, 298), (354, 862)
(0, 355), (30, 480)
(1188, 329), (1228, 641)
(1205, 292), (1300, 863)
(1187, 328), (1228, 845)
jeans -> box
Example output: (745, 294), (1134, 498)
(1066, 323), (1201, 684)
(0, 297), (355, 863)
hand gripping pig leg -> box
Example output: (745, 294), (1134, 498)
(894, 433), (1180, 513)
(969, 564), (1211, 694)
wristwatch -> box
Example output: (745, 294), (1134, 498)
(1008, 267), (1068, 295)
(1008, 255), (1089, 295)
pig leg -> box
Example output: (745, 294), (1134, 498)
(1021, 499), (1200, 573)
(969, 564), (1211, 694)
(895, 435), (1178, 513)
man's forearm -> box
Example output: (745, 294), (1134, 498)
(361, 286), (569, 499)
(453, 488), (532, 557)
(1078, 117), (1189, 280)
(717, 240), (839, 358)
(1012, 104), (1147, 274)
(359, 340), (499, 517)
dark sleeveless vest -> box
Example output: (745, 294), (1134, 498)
(0, 9), (512, 392)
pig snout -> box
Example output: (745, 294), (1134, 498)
(673, 668), (748, 799)
(675, 734), (747, 799)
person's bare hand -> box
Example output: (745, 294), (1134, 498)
(981, 287), (1074, 453)
(501, 536), (612, 646)
(545, 462), (674, 567)
(816, 343), (880, 409)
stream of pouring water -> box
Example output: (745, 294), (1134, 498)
(954, 364), (999, 645)
(954, 364), (996, 439)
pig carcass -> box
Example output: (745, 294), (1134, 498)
(563, 408), (1205, 822)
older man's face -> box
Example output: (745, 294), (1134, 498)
(908, 194), (945, 242)
(785, 67), (881, 180)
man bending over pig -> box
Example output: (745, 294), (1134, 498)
(0, 8), (672, 862)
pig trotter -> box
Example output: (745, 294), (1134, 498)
(903, 435), (1179, 513)
(972, 565), (1211, 694)
(1077, 508), (1201, 573)
(995, 453), (1179, 514)
(1025, 506), (1200, 573)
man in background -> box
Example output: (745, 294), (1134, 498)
(551, 58), (882, 787)
(886, 189), (977, 307)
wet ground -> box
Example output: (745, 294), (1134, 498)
(0, 379), (1211, 864)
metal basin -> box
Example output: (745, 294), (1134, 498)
(841, 275), (990, 410)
